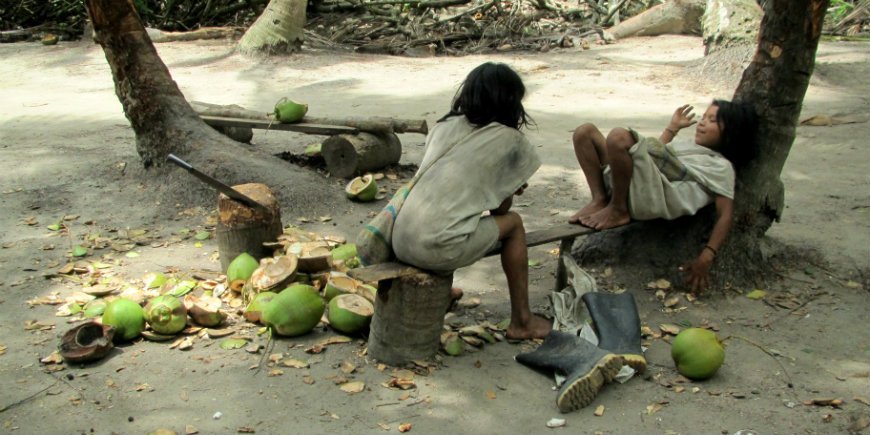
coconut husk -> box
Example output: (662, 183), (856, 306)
(60, 321), (115, 364)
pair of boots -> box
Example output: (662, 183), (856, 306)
(515, 292), (646, 413)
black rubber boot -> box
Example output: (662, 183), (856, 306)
(515, 330), (624, 413)
(582, 292), (647, 373)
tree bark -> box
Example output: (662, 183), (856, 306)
(576, 0), (830, 290)
(238, 0), (306, 55)
(367, 271), (453, 365)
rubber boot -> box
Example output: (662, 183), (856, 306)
(515, 330), (624, 413)
(582, 292), (647, 373)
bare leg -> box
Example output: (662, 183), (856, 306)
(580, 128), (634, 230)
(570, 123), (610, 223)
(493, 212), (551, 340)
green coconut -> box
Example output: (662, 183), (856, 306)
(101, 298), (146, 342)
(327, 294), (374, 334)
(262, 284), (325, 337)
(41, 34), (59, 45)
(671, 328), (726, 380)
(331, 244), (358, 262)
(345, 175), (378, 202)
(144, 295), (187, 335)
(304, 143), (322, 157)
(243, 291), (279, 324)
(227, 252), (259, 292)
(441, 332), (463, 356)
(324, 272), (360, 301)
(274, 98), (308, 123)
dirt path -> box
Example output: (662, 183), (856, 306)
(1, 36), (868, 434)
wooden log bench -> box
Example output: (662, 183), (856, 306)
(200, 114), (426, 178)
(347, 223), (597, 365)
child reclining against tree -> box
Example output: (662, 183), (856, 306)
(569, 101), (759, 292)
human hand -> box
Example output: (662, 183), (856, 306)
(515, 183), (529, 196)
(678, 252), (713, 293)
(668, 104), (697, 131)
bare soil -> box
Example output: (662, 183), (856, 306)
(1, 35), (868, 434)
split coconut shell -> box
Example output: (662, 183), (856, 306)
(327, 294), (374, 335)
(324, 271), (361, 301)
(345, 174), (378, 202)
(288, 241), (333, 273)
(183, 294), (226, 327)
(250, 255), (298, 293)
(60, 321), (115, 364)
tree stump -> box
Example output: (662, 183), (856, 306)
(216, 183), (283, 273)
(367, 271), (453, 365)
(321, 131), (402, 178)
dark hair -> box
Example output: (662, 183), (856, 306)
(438, 62), (533, 130)
(713, 99), (759, 168)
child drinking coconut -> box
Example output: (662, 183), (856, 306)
(569, 101), (759, 292)
(391, 62), (551, 340)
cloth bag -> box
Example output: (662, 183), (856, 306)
(356, 128), (467, 266)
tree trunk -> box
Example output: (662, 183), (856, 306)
(367, 271), (453, 365)
(84, 0), (329, 217)
(576, 0), (829, 290)
(238, 0), (306, 55)
(724, 0), (830, 269)
(604, 0), (705, 40)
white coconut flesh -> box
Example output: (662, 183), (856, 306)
(335, 294), (374, 316)
(347, 176), (373, 195)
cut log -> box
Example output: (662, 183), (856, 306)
(367, 271), (453, 364)
(147, 27), (241, 43)
(321, 132), (402, 178)
(604, 0), (705, 41)
(216, 183), (284, 273)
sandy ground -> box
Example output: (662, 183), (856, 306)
(1, 35), (869, 434)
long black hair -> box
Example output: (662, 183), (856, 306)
(713, 99), (759, 168)
(438, 62), (533, 130)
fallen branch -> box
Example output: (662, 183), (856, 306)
(148, 26), (242, 43)
(437, 1), (497, 24)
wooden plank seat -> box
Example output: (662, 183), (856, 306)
(348, 223), (598, 365)
(201, 115), (360, 136)
(348, 223), (597, 291)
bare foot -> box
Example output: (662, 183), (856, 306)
(579, 205), (630, 230)
(506, 314), (552, 340)
(568, 199), (607, 224)
(446, 287), (464, 313)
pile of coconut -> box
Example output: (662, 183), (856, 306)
(56, 227), (377, 364)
